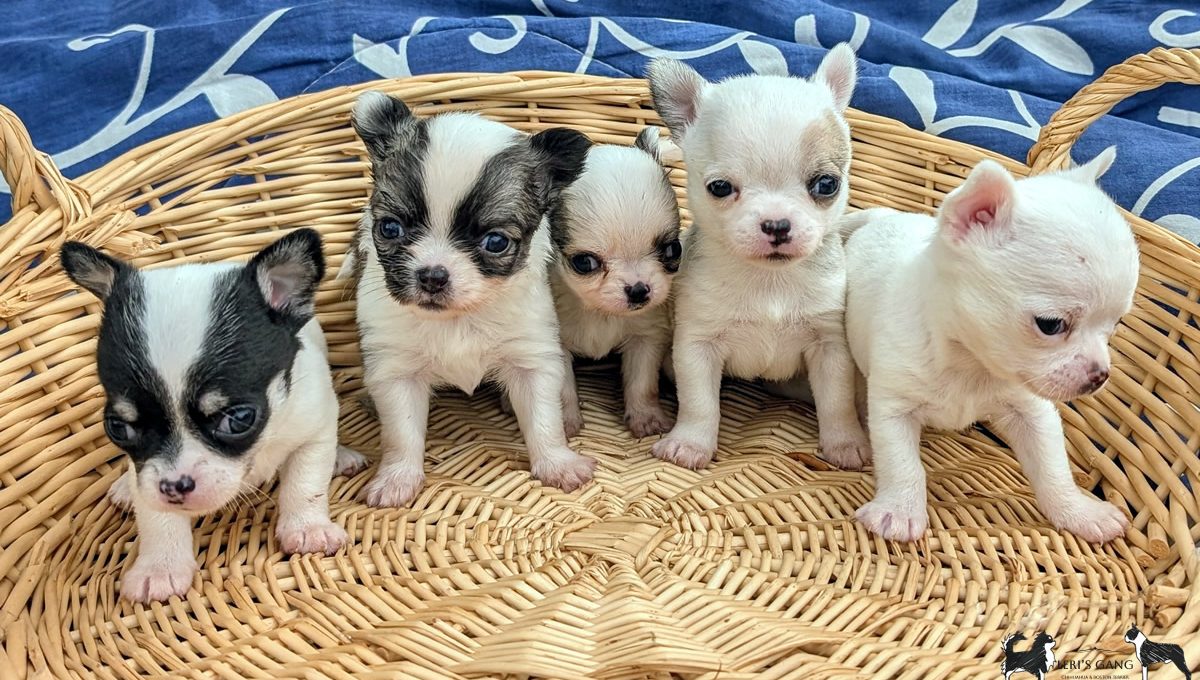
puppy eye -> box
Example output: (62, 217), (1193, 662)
(660, 238), (682, 272)
(569, 253), (602, 275)
(105, 416), (135, 446)
(215, 405), (258, 439)
(706, 179), (735, 198)
(376, 217), (405, 241)
(1035, 316), (1068, 336)
(481, 231), (511, 254)
(808, 174), (840, 198)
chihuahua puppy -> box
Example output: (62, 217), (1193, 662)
(644, 44), (870, 470)
(549, 127), (682, 437)
(62, 229), (365, 602)
(344, 92), (596, 507)
(845, 149), (1137, 543)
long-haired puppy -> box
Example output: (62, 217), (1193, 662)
(844, 149), (1136, 542)
(643, 44), (871, 470)
(61, 229), (365, 602)
(344, 92), (596, 507)
(549, 127), (682, 437)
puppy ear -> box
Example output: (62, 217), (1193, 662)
(60, 241), (132, 302)
(531, 127), (592, 200)
(246, 228), (325, 325)
(646, 58), (708, 142)
(1060, 145), (1116, 185)
(351, 91), (413, 159)
(815, 43), (857, 112)
(938, 160), (1016, 243)
(634, 126), (663, 164)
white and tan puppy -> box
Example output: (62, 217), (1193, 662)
(344, 92), (596, 507)
(644, 44), (871, 470)
(548, 127), (682, 437)
(845, 148), (1137, 543)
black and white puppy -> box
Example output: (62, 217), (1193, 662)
(344, 92), (596, 507)
(549, 127), (682, 438)
(61, 229), (365, 603)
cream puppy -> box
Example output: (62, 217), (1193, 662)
(644, 44), (871, 470)
(344, 92), (596, 507)
(549, 127), (682, 437)
(845, 148), (1137, 543)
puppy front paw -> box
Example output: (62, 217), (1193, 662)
(120, 557), (197, 603)
(363, 465), (425, 508)
(625, 404), (673, 438)
(856, 499), (928, 541)
(820, 438), (873, 471)
(530, 448), (596, 492)
(651, 435), (714, 470)
(108, 472), (134, 510)
(1043, 493), (1128, 543)
(277, 520), (348, 555)
(334, 445), (369, 477)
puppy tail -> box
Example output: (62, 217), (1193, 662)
(836, 208), (895, 242)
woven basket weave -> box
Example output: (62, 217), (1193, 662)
(0, 47), (1198, 679)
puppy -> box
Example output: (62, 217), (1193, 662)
(61, 229), (365, 602)
(344, 92), (596, 507)
(548, 127), (682, 437)
(844, 148), (1137, 542)
(644, 44), (871, 470)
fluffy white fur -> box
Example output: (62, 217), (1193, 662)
(349, 111), (595, 507)
(551, 130), (679, 437)
(845, 148), (1138, 543)
(645, 44), (871, 470)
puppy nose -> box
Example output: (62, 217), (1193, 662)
(416, 265), (450, 293)
(760, 219), (791, 243)
(159, 475), (195, 498)
(625, 282), (650, 306)
(1087, 364), (1110, 392)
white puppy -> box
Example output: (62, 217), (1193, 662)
(548, 127), (682, 437)
(344, 92), (597, 507)
(644, 44), (871, 470)
(845, 148), (1137, 543)
(61, 229), (366, 602)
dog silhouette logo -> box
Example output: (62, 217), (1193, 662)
(1001, 632), (1057, 679)
(1126, 624), (1191, 679)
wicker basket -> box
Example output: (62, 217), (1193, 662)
(0, 47), (1197, 679)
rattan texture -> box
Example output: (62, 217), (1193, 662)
(0, 48), (1197, 679)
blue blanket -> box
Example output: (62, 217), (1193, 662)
(1, 1), (1198, 240)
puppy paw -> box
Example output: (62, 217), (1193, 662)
(531, 448), (596, 492)
(120, 557), (197, 603)
(625, 405), (673, 438)
(362, 465), (425, 508)
(277, 520), (348, 555)
(1044, 493), (1128, 543)
(334, 446), (369, 477)
(108, 472), (134, 510)
(820, 438), (873, 471)
(563, 403), (584, 438)
(651, 436), (714, 470)
(856, 499), (928, 542)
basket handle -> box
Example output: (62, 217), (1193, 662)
(0, 105), (90, 220)
(1027, 47), (1200, 172)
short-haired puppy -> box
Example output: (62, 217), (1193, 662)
(845, 148), (1136, 542)
(644, 44), (871, 470)
(549, 127), (682, 437)
(61, 229), (365, 602)
(345, 92), (596, 507)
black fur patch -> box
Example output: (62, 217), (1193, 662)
(366, 119), (431, 304)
